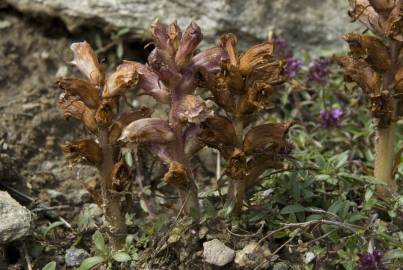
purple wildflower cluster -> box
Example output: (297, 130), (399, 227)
(308, 57), (332, 83)
(320, 108), (344, 128)
(358, 250), (385, 270)
(272, 35), (301, 79)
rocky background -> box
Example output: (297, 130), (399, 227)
(3, 0), (360, 54)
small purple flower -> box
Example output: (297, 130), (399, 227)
(320, 108), (344, 128)
(273, 35), (293, 59)
(308, 57), (332, 83)
(284, 58), (302, 78)
(358, 250), (385, 270)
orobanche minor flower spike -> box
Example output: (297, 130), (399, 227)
(58, 42), (152, 251)
(118, 21), (228, 215)
(337, 0), (402, 196)
(196, 34), (294, 214)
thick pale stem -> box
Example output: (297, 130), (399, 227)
(169, 92), (200, 214)
(374, 122), (397, 196)
(99, 128), (127, 252)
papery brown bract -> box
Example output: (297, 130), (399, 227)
(70, 41), (103, 86)
(119, 118), (175, 144)
(199, 115), (237, 158)
(163, 161), (190, 190)
(61, 139), (102, 166)
(343, 33), (391, 72)
(103, 61), (139, 98)
(111, 160), (131, 192)
(243, 122), (294, 154)
(95, 99), (115, 127)
(58, 93), (97, 133)
(239, 42), (274, 76)
(395, 68), (403, 93)
(336, 56), (383, 95)
(56, 78), (100, 108)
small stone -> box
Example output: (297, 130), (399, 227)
(273, 262), (290, 270)
(65, 247), (89, 267)
(203, 239), (235, 266)
(0, 191), (32, 244)
(235, 241), (270, 268)
(0, 20), (11, 30)
(55, 65), (68, 78)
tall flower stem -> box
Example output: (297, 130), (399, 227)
(374, 42), (400, 196)
(231, 116), (245, 214)
(99, 128), (127, 252)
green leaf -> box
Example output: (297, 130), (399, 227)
(328, 200), (344, 215)
(42, 261), (56, 270)
(280, 204), (305, 214)
(79, 256), (105, 270)
(330, 151), (349, 169)
(112, 252), (132, 262)
(44, 221), (64, 237)
(92, 231), (105, 253)
(384, 249), (403, 260)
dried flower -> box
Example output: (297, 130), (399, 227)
(358, 250), (385, 270)
(61, 139), (102, 166)
(102, 61), (139, 98)
(70, 41), (103, 86)
(308, 57), (332, 83)
(320, 108), (344, 128)
(119, 118), (175, 144)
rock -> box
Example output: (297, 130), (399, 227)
(235, 241), (271, 268)
(273, 262), (290, 270)
(3, 0), (359, 53)
(46, 189), (67, 203)
(65, 247), (89, 267)
(203, 239), (235, 267)
(0, 191), (31, 244)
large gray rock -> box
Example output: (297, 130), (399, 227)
(0, 191), (31, 243)
(3, 0), (359, 53)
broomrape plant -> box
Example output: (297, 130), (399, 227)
(57, 20), (294, 249)
(337, 0), (402, 197)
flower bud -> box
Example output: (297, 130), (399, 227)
(56, 78), (100, 108)
(175, 22), (203, 68)
(103, 61), (138, 98)
(70, 41), (103, 86)
(135, 63), (171, 103)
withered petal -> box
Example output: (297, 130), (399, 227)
(220, 33), (238, 67)
(239, 81), (273, 114)
(119, 118), (175, 144)
(239, 42), (274, 76)
(343, 32), (391, 72)
(384, 1), (403, 41)
(103, 61), (139, 98)
(176, 94), (211, 123)
(61, 139), (102, 166)
(58, 93), (97, 133)
(348, 0), (386, 35)
(163, 161), (190, 190)
(243, 122), (293, 154)
(336, 56), (383, 95)
(56, 77), (100, 108)
(109, 107), (153, 144)
(190, 45), (228, 73)
(225, 148), (247, 180)
(111, 160), (131, 192)
(199, 115), (236, 158)
(70, 41), (103, 86)
(395, 67), (403, 94)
